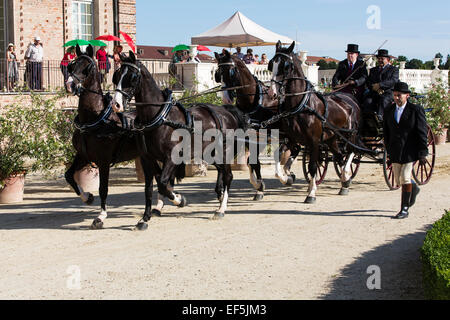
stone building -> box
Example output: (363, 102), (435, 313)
(1, 0), (136, 61)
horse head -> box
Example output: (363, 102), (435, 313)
(112, 50), (142, 112)
(66, 44), (97, 94)
(215, 50), (242, 105)
(269, 40), (296, 100)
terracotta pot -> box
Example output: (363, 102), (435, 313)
(185, 162), (208, 177)
(433, 128), (448, 145)
(0, 173), (26, 204)
(135, 157), (145, 182)
(280, 149), (291, 166)
(74, 165), (99, 193)
(231, 151), (250, 171)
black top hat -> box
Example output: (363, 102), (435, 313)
(393, 81), (411, 93)
(346, 44), (359, 53)
(376, 49), (390, 58)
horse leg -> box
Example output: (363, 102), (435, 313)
(305, 145), (319, 204)
(157, 160), (187, 208)
(339, 152), (355, 196)
(90, 163), (110, 230)
(65, 153), (94, 205)
(248, 161), (265, 201)
(151, 166), (164, 217)
(213, 164), (233, 219)
(135, 155), (155, 231)
(214, 164), (224, 201)
(275, 145), (293, 185)
(283, 144), (299, 184)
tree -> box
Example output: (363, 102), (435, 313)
(445, 54), (450, 70)
(397, 55), (408, 62)
(327, 61), (337, 69)
(435, 52), (443, 59)
(317, 59), (329, 70)
(406, 58), (423, 69)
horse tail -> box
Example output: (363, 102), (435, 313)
(175, 163), (185, 183)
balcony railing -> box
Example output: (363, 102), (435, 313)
(0, 59), (171, 93)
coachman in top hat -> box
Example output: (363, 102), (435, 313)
(363, 48), (399, 118)
(332, 44), (368, 103)
(383, 81), (428, 219)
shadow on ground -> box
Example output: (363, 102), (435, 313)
(319, 226), (432, 300)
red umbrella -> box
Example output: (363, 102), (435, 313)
(119, 31), (135, 53)
(197, 45), (211, 52)
(95, 35), (122, 42)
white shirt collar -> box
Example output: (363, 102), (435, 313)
(396, 102), (407, 109)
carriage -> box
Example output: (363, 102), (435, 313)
(300, 98), (436, 190)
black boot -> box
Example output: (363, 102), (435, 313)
(394, 190), (411, 219)
(409, 182), (420, 207)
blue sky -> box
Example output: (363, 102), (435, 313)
(136, 0), (450, 62)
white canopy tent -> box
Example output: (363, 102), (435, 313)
(191, 11), (296, 48)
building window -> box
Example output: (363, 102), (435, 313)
(72, 0), (94, 40)
(0, 0), (5, 56)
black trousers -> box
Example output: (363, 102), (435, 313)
(26, 61), (43, 90)
(362, 92), (393, 117)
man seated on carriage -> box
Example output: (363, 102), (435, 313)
(362, 49), (399, 119)
(332, 44), (368, 103)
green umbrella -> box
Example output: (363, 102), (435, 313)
(63, 39), (90, 47)
(89, 39), (107, 47)
(171, 44), (190, 52)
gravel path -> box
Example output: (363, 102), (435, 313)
(0, 144), (449, 300)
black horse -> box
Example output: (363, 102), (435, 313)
(112, 51), (249, 227)
(269, 41), (361, 203)
(214, 50), (301, 201)
(64, 44), (158, 230)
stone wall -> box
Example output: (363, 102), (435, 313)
(0, 93), (78, 111)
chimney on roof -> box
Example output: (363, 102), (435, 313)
(164, 50), (168, 56)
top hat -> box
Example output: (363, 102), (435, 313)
(393, 81), (411, 93)
(376, 49), (390, 58)
(346, 44), (359, 53)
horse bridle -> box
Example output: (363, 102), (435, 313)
(114, 61), (142, 104)
(68, 55), (104, 97)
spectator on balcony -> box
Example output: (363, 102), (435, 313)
(24, 36), (44, 90)
(254, 54), (260, 64)
(6, 43), (19, 91)
(60, 46), (76, 84)
(233, 46), (244, 60)
(96, 46), (110, 88)
(260, 53), (269, 65)
(109, 45), (124, 71)
(243, 48), (256, 64)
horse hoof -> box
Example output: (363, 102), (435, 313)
(304, 196), (316, 204)
(212, 212), (224, 220)
(285, 176), (294, 186)
(253, 193), (264, 201)
(90, 218), (103, 230)
(178, 195), (187, 208)
(151, 209), (162, 217)
(84, 193), (94, 205)
(135, 222), (148, 231)
(339, 188), (349, 196)
(290, 173), (296, 183)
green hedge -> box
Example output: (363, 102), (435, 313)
(421, 210), (450, 299)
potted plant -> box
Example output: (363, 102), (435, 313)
(0, 95), (50, 203)
(423, 81), (450, 144)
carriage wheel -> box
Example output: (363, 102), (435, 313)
(382, 149), (400, 190)
(333, 154), (361, 181)
(412, 124), (436, 185)
(302, 150), (328, 185)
